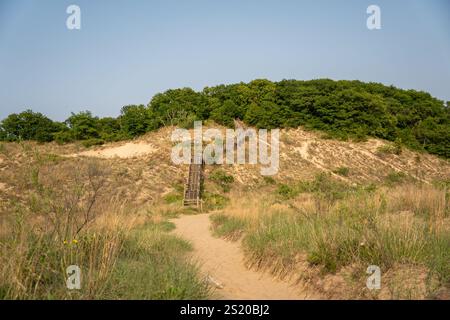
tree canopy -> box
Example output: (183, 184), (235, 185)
(1, 79), (448, 158)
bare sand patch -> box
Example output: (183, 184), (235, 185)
(76, 142), (156, 159)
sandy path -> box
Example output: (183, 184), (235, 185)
(172, 213), (317, 300)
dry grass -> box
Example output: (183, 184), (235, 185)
(0, 145), (210, 299)
(210, 179), (450, 299)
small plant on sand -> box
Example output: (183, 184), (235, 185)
(210, 213), (246, 241)
(333, 166), (350, 177)
(210, 169), (234, 193)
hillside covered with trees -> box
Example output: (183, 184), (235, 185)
(0, 79), (449, 157)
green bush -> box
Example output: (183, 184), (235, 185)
(0, 110), (60, 142)
(263, 176), (276, 185)
(333, 167), (350, 177)
(163, 193), (183, 204)
(81, 138), (105, 148)
(119, 105), (153, 137)
(210, 213), (246, 241)
(377, 143), (402, 155)
(385, 172), (408, 185)
(54, 130), (75, 144)
(210, 170), (234, 192)
(66, 111), (101, 140)
(276, 184), (298, 199)
(203, 192), (229, 210)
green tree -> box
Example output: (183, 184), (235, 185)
(65, 111), (100, 140)
(119, 105), (152, 137)
(148, 88), (208, 127)
(210, 100), (241, 127)
(98, 117), (122, 141)
(0, 109), (58, 142)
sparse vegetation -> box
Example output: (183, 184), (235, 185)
(104, 223), (210, 299)
(209, 169), (234, 193)
(277, 173), (353, 202)
(203, 192), (229, 211)
(377, 142), (402, 156)
(81, 138), (105, 148)
(163, 192), (183, 204)
(210, 213), (246, 241)
(0, 149), (210, 299)
(211, 178), (450, 299)
(333, 167), (350, 177)
(385, 171), (408, 185)
(0, 113), (448, 300)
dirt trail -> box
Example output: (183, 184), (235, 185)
(172, 213), (318, 300)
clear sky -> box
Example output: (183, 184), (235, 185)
(0, 0), (449, 121)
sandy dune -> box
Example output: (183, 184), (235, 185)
(172, 213), (319, 300)
(75, 142), (156, 159)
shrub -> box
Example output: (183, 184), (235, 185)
(54, 130), (75, 144)
(210, 170), (234, 192)
(385, 172), (408, 185)
(119, 105), (152, 137)
(377, 142), (402, 155)
(277, 184), (298, 199)
(203, 192), (229, 210)
(333, 167), (350, 177)
(0, 110), (60, 142)
(163, 193), (183, 204)
(82, 138), (105, 148)
(210, 213), (246, 241)
(263, 176), (276, 185)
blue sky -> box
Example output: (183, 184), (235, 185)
(0, 0), (449, 121)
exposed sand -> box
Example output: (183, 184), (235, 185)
(75, 142), (156, 159)
(172, 213), (318, 300)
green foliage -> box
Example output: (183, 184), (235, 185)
(66, 111), (101, 140)
(105, 223), (211, 299)
(333, 167), (350, 177)
(277, 174), (351, 201)
(209, 170), (234, 192)
(277, 184), (298, 199)
(119, 105), (152, 137)
(263, 176), (276, 185)
(203, 192), (229, 210)
(239, 190), (449, 286)
(377, 142), (402, 155)
(163, 192), (183, 204)
(210, 213), (246, 241)
(0, 110), (60, 142)
(385, 171), (408, 185)
(210, 100), (241, 127)
(148, 88), (209, 127)
(98, 117), (122, 141)
(81, 138), (105, 148)
(1, 79), (449, 158)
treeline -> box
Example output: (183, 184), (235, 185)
(0, 79), (449, 157)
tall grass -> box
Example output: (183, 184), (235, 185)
(211, 179), (450, 298)
(0, 199), (132, 299)
(0, 149), (210, 299)
(105, 223), (211, 299)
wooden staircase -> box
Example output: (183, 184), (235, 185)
(183, 152), (204, 208)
